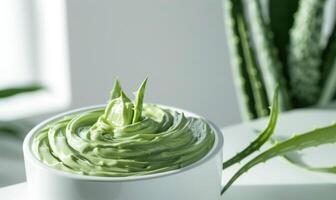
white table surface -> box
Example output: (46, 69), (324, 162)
(1, 181), (335, 200)
(1, 109), (336, 199)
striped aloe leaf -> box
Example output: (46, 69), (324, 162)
(269, 0), (299, 81)
(318, 24), (336, 105)
(288, 0), (326, 107)
(247, 0), (292, 111)
(224, 0), (269, 120)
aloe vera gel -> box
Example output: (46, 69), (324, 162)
(31, 79), (215, 176)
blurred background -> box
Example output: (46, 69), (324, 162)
(66, 0), (239, 127)
(1, 0), (336, 192)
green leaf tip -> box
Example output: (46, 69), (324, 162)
(110, 79), (122, 100)
(109, 79), (131, 102)
(102, 78), (148, 129)
(222, 87), (279, 170)
(269, 136), (336, 175)
(132, 78), (148, 123)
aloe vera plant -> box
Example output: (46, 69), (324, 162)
(221, 88), (336, 194)
(225, 0), (336, 119)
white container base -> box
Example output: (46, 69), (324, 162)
(23, 105), (224, 200)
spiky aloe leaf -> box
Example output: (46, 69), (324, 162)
(224, 0), (256, 120)
(236, 16), (269, 118)
(269, 0), (299, 80)
(221, 122), (336, 194)
(264, 135), (336, 174)
(0, 84), (43, 99)
(132, 78), (147, 123)
(109, 80), (131, 102)
(223, 87), (278, 170)
(276, 143), (336, 174)
(224, 0), (269, 120)
(283, 154), (336, 174)
(247, 0), (291, 111)
(318, 25), (336, 105)
(288, 0), (326, 107)
(110, 80), (122, 100)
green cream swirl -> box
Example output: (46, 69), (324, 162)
(32, 79), (215, 176)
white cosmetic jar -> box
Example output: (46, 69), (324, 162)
(23, 105), (224, 200)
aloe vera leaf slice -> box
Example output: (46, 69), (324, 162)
(132, 78), (148, 123)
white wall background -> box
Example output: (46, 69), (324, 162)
(65, 0), (240, 127)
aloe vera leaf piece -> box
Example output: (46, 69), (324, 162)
(132, 78), (148, 123)
(288, 0), (326, 107)
(247, 0), (292, 111)
(104, 92), (134, 127)
(110, 79), (122, 100)
(269, 0), (299, 80)
(282, 153), (336, 174)
(109, 80), (131, 102)
(0, 84), (43, 99)
(221, 122), (336, 194)
(224, 0), (269, 119)
(222, 87), (278, 170)
(267, 136), (336, 174)
(251, 131), (336, 175)
(318, 25), (336, 105)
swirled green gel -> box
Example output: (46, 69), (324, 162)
(32, 79), (215, 177)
